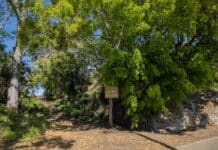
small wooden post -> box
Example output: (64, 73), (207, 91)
(109, 98), (113, 128)
(105, 86), (119, 128)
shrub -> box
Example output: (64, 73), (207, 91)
(101, 48), (214, 128)
(56, 94), (107, 123)
(0, 98), (50, 143)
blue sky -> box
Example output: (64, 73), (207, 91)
(3, 16), (17, 53)
(0, 0), (17, 53)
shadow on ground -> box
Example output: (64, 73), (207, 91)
(134, 132), (178, 150)
(3, 136), (75, 150)
(32, 136), (75, 149)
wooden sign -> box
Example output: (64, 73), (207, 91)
(105, 86), (119, 128)
(105, 86), (119, 99)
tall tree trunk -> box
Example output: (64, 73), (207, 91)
(6, 0), (24, 109)
(7, 43), (21, 109)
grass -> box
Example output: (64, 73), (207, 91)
(0, 97), (51, 146)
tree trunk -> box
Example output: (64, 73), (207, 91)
(6, 0), (24, 109)
(7, 44), (21, 109)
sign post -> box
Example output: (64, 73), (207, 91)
(109, 98), (113, 127)
(105, 86), (119, 128)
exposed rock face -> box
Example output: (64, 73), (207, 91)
(110, 89), (218, 132)
(206, 102), (218, 125)
(152, 89), (218, 133)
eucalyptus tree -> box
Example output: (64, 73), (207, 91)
(5, 0), (26, 109)
(0, 0), (18, 107)
(4, 0), (42, 109)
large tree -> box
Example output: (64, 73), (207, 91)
(28, 0), (93, 97)
(94, 0), (218, 127)
(29, 0), (217, 127)
(6, 0), (29, 109)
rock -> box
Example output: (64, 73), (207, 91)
(211, 94), (218, 103)
(166, 126), (178, 132)
(166, 125), (187, 133)
(199, 114), (208, 127)
(158, 129), (168, 134)
(208, 105), (218, 125)
(151, 90), (218, 133)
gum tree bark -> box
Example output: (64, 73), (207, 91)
(7, 42), (21, 109)
(6, 0), (24, 109)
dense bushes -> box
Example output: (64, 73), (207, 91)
(30, 52), (107, 123)
(100, 49), (197, 127)
(56, 94), (107, 123)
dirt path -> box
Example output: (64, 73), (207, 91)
(7, 104), (218, 150)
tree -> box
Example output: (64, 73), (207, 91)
(30, 52), (90, 100)
(0, 0), (13, 105)
(17, 0), (217, 128)
(94, 0), (217, 127)
(5, 0), (42, 109)
(29, 0), (93, 97)
(5, 0), (25, 109)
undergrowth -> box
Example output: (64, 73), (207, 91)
(55, 94), (107, 124)
(0, 97), (50, 145)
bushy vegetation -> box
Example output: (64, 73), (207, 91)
(0, 98), (50, 143)
(96, 0), (217, 127)
(0, 0), (217, 132)
(55, 94), (107, 123)
(28, 0), (217, 128)
(30, 52), (90, 100)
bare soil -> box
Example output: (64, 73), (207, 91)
(4, 109), (218, 150)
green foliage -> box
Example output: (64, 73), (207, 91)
(98, 0), (217, 127)
(56, 94), (106, 123)
(0, 47), (10, 102)
(100, 49), (129, 85)
(26, 0), (217, 128)
(30, 52), (90, 99)
(0, 98), (50, 143)
(20, 97), (50, 116)
(28, 0), (91, 51)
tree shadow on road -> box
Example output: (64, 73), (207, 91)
(134, 132), (178, 150)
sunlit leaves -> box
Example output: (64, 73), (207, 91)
(99, 0), (217, 127)
(32, 0), (85, 50)
(27, 0), (217, 128)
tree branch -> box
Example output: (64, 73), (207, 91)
(7, 0), (21, 23)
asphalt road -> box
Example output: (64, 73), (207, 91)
(178, 137), (218, 150)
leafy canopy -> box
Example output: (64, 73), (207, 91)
(28, 0), (218, 128)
